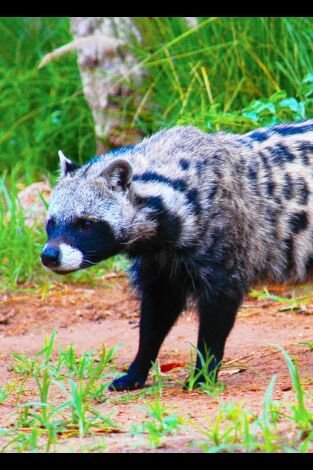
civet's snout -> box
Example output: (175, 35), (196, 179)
(41, 246), (61, 269)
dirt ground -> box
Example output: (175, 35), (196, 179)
(0, 276), (312, 452)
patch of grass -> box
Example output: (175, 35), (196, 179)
(2, 331), (313, 452)
(3, 18), (313, 179)
(3, 330), (121, 451)
(249, 287), (312, 312)
(130, 393), (183, 449)
(189, 348), (313, 453)
(0, 17), (96, 182)
(175, 76), (313, 134)
(53, 378), (118, 438)
(0, 172), (47, 289)
(57, 343), (118, 382)
(1, 428), (43, 453)
(277, 346), (313, 435)
(179, 345), (225, 397)
(10, 328), (57, 377)
(188, 401), (260, 453)
(131, 17), (313, 133)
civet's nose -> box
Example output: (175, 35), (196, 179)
(41, 246), (61, 268)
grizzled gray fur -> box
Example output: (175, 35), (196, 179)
(42, 120), (313, 390)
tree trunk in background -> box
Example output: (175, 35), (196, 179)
(70, 17), (144, 153)
(70, 17), (197, 153)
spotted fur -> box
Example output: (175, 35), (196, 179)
(43, 119), (313, 390)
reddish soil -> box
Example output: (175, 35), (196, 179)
(0, 276), (312, 452)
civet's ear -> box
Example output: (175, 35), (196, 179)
(100, 159), (133, 192)
(58, 150), (80, 178)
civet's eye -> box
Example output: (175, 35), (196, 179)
(46, 218), (56, 231)
(78, 219), (94, 231)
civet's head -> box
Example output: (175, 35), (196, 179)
(41, 150), (137, 274)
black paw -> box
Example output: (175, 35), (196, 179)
(108, 374), (146, 391)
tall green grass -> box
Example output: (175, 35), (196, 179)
(0, 170), (46, 287)
(1, 336), (312, 452)
(131, 17), (313, 132)
(0, 17), (96, 183)
(2, 17), (313, 177)
(0, 17), (97, 288)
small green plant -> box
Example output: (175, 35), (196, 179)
(258, 375), (282, 452)
(33, 369), (52, 423)
(11, 328), (57, 376)
(58, 345), (99, 379)
(60, 343), (118, 380)
(180, 345), (224, 396)
(12, 428), (41, 453)
(131, 394), (183, 449)
(249, 287), (310, 312)
(149, 361), (167, 393)
(52, 344), (119, 437)
(7, 330), (120, 447)
(39, 328), (57, 365)
(189, 402), (260, 453)
(277, 346), (313, 435)
(53, 378), (118, 438)
(10, 352), (40, 376)
(189, 346), (313, 453)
